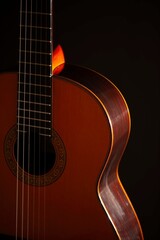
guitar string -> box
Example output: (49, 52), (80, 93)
(43, 0), (48, 237)
(43, 1), (48, 238)
(38, 0), (42, 237)
(16, 0), (23, 238)
(32, 0), (38, 237)
(21, 0), (28, 238)
(27, 0), (33, 238)
(35, 0), (43, 237)
(17, 0), (25, 238)
(24, 0), (29, 238)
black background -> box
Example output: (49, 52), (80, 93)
(0, 0), (159, 239)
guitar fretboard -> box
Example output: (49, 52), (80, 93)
(18, 0), (53, 137)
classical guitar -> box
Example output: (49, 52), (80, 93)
(0, 0), (144, 239)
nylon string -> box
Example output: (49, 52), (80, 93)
(27, 0), (33, 238)
(32, 0), (38, 238)
(21, 0), (28, 238)
(16, 0), (23, 237)
(16, 0), (27, 239)
(38, 0), (42, 238)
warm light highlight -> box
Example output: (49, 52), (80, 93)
(52, 45), (65, 75)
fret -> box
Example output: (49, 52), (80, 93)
(20, 50), (51, 55)
(18, 121), (51, 129)
(17, 129), (27, 133)
(19, 116), (51, 123)
(21, 11), (51, 15)
(18, 108), (51, 115)
(19, 81), (51, 88)
(18, 91), (51, 98)
(19, 72), (51, 78)
(39, 133), (52, 137)
(18, 124), (51, 131)
(18, 100), (51, 106)
(20, 24), (51, 30)
(20, 61), (52, 68)
(20, 38), (51, 43)
(19, 81), (51, 89)
(19, 83), (51, 88)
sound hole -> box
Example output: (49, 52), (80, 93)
(4, 125), (66, 186)
(14, 131), (56, 176)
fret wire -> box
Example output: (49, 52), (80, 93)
(19, 62), (51, 67)
(20, 11), (51, 16)
(20, 38), (51, 43)
(18, 108), (51, 115)
(18, 116), (51, 123)
(20, 24), (52, 30)
(18, 123), (51, 130)
(18, 91), (51, 97)
(39, 133), (52, 137)
(18, 100), (51, 106)
(20, 50), (51, 55)
(20, 73), (51, 78)
(17, 129), (27, 133)
(19, 83), (51, 88)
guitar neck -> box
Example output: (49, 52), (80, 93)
(18, 0), (53, 137)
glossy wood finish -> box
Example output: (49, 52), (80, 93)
(0, 65), (143, 239)
(60, 65), (144, 240)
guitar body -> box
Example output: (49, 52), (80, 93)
(0, 65), (143, 240)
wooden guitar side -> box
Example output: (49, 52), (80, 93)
(0, 64), (143, 239)
(60, 65), (144, 240)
